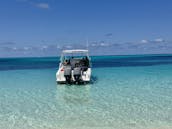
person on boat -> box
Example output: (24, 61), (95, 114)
(63, 59), (70, 65)
(85, 56), (89, 67)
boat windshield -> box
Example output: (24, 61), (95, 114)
(60, 50), (90, 62)
(64, 53), (87, 59)
(60, 50), (91, 68)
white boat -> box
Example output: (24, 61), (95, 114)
(56, 49), (91, 84)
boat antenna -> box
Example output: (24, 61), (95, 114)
(86, 39), (89, 50)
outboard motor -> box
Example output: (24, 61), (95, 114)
(64, 66), (72, 84)
(73, 67), (82, 82)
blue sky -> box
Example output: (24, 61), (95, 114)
(0, 0), (172, 57)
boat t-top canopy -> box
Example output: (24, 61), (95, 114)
(62, 49), (89, 54)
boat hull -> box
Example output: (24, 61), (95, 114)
(56, 68), (91, 84)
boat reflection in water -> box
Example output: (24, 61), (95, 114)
(56, 85), (91, 105)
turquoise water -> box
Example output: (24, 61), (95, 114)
(0, 55), (172, 129)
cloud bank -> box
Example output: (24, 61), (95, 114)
(0, 38), (172, 57)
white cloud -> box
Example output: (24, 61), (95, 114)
(91, 43), (96, 47)
(17, 0), (50, 9)
(56, 45), (61, 49)
(100, 43), (109, 46)
(154, 38), (164, 42)
(141, 39), (148, 43)
(140, 38), (165, 44)
(23, 47), (30, 50)
(12, 47), (17, 50)
(40, 45), (48, 50)
(35, 3), (49, 9)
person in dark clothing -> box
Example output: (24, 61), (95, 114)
(85, 56), (89, 67)
(81, 56), (89, 71)
(63, 59), (70, 65)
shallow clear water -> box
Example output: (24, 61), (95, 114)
(0, 55), (172, 129)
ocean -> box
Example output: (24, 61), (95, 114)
(0, 54), (172, 129)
